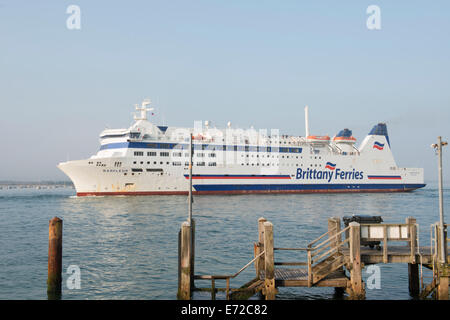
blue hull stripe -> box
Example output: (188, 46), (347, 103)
(193, 183), (426, 192)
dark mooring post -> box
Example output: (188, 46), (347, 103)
(406, 217), (420, 297)
(47, 217), (63, 300)
(348, 221), (365, 299)
(263, 221), (276, 300)
(178, 221), (192, 300)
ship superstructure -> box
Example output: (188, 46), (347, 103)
(58, 101), (425, 196)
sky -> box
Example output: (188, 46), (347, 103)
(0, 1), (449, 182)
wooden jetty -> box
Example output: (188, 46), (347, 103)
(178, 216), (449, 300)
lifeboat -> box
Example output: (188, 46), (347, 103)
(307, 135), (330, 143)
(333, 129), (356, 143)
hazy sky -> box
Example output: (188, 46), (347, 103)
(1, 1), (449, 181)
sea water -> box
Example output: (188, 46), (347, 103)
(0, 183), (447, 300)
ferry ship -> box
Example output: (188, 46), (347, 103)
(58, 100), (425, 196)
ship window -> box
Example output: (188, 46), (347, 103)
(173, 162), (182, 166)
(133, 161), (137, 164)
(160, 152), (169, 157)
(208, 162), (217, 166)
(196, 162), (205, 166)
(132, 168), (143, 172)
(147, 151), (157, 156)
(134, 151), (144, 156)
(196, 153), (204, 157)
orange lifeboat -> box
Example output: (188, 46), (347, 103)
(333, 129), (356, 143)
(307, 135), (330, 142)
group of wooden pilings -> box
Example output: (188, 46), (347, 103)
(178, 215), (449, 300)
(254, 217), (366, 299)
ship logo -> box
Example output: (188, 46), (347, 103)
(325, 162), (336, 170)
(373, 141), (385, 150)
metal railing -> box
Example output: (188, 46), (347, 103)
(194, 250), (265, 300)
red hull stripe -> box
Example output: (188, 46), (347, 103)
(367, 176), (402, 180)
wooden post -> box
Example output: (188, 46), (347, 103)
(328, 217), (341, 250)
(405, 217), (420, 297)
(348, 221), (364, 299)
(406, 217), (417, 264)
(47, 217), (63, 300)
(255, 217), (267, 278)
(178, 221), (192, 300)
(190, 218), (195, 291)
(437, 276), (449, 300)
(408, 263), (420, 297)
(328, 217), (343, 293)
(436, 227), (449, 300)
(263, 221), (276, 300)
(383, 225), (388, 264)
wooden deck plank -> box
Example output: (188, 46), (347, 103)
(259, 268), (349, 288)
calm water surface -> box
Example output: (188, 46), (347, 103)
(0, 184), (447, 300)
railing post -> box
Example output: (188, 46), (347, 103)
(263, 221), (276, 300)
(307, 249), (312, 287)
(348, 222), (365, 299)
(383, 225), (388, 264)
(328, 217), (341, 251)
(255, 217), (267, 278)
(406, 217), (417, 264)
(177, 221), (192, 300)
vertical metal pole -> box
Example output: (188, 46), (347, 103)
(437, 136), (446, 264)
(188, 134), (193, 224)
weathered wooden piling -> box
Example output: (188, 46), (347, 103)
(348, 221), (364, 299)
(406, 217), (420, 296)
(47, 217), (63, 299)
(255, 217), (267, 277)
(436, 226), (449, 300)
(177, 221), (193, 300)
(263, 221), (276, 300)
